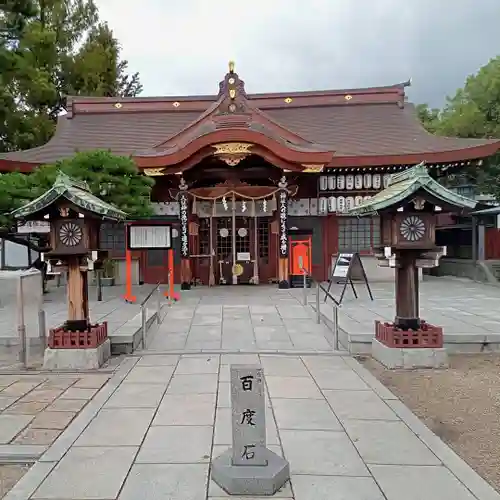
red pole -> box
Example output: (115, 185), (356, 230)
(122, 223), (136, 303)
(165, 248), (174, 299)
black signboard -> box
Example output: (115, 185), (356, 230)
(278, 190), (288, 258)
(325, 252), (373, 305)
(179, 192), (189, 258)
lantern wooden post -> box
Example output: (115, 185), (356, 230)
(10, 172), (126, 369)
(67, 256), (89, 323)
(348, 163), (478, 369)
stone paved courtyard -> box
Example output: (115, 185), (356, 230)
(3, 282), (500, 499)
(147, 286), (336, 352)
(0, 284), (155, 368)
(316, 276), (500, 352)
(4, 352), (498, 500)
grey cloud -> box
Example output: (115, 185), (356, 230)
(102, 0), (500, 107)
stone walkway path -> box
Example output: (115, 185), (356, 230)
(5, 352), (499, 500)
(0, 373), (112, 454)
(147, 287), (335, 353)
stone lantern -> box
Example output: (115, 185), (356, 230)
(11, 172), (126, 369)
(348, 163), (477, 369)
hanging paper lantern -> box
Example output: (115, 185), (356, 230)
(337, 196), (346, 213)
(327, 176), (336, 190)
(327, 196), (336, 213)
(354, 175), (363, 190)
(319, 176), (328, 191)
(318, 197), (328, 214)
(363, 174), (372, 189)
(346, 175), (354, 190)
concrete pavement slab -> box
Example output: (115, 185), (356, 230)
(291, 475), (385, 500)
(74, 408), (155, 446)
(32, 446), (137, 499)
(153, 393), (216, 426)
(369, 464), (477, 500)
(266, 376), (324, 399)
(136, 425), (213, 464)
(272, 398), (342, 431)
(343, 420), (442, 466)
(323, 390), (400, 421)
(118, 463), (209, 500)
(280, 429), (370, 476)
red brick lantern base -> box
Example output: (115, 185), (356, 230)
(48, 322), (108, 349)
(375, 320), (443, 349)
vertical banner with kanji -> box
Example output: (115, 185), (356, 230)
(179, 192), (189, 258)
(278, 189), (288, 258)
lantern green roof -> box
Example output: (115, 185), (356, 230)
(348, 162), (477, 216)
(10, 171), (126, 221)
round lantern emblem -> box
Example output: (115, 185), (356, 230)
(399, 215), (425, 242)
(59, 222), (83, 246)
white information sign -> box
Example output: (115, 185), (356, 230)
(129, 225), (172, 249)
(17, 221), (50, 234)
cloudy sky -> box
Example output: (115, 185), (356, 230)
(95, 0), (500, 107)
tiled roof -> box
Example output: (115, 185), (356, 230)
(1, 80), (499, 167)
(10, 171), (126, 220)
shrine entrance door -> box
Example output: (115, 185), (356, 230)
(217, 217), (253, 284)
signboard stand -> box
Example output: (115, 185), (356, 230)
(325, 253), (374, 305)
(124, 223), (173, 303)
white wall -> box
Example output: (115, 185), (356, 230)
(1, 239), (32, 268)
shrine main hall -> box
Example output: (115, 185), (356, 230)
(1, 63), (499, 288)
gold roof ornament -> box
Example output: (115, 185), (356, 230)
(143, 168), (165, 177)
(228, 60), (235, 74)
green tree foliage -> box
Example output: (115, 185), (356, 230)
(415, 104), (440, 134)
(0, 150), (155, 240)
(0, 0), (142, 152)
(417, 56), (500, 199)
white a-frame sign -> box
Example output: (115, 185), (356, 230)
(325, 252), (374, 305)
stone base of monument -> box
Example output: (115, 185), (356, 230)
(211, 447), (290, 496)
(43, 322), (110, 370)
(372, 338), (448, 369)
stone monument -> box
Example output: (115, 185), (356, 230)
(211, 364), (290, 495)
(349, 162), (479, 369)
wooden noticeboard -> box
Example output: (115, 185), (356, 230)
(127, 224), (172, 250)
(326, 252), (374, 304)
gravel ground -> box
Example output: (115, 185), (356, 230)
(0, 464), (31, 497)
(361, 353), (500, 493)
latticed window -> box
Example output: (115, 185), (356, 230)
(199, 219), (211, 255)
(100, 223), (125, 257)
(258, 219), (270, 259)
(235, 218), (250, 254)
(338, 217), (380, 253)
(217, 218), (232, 259)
